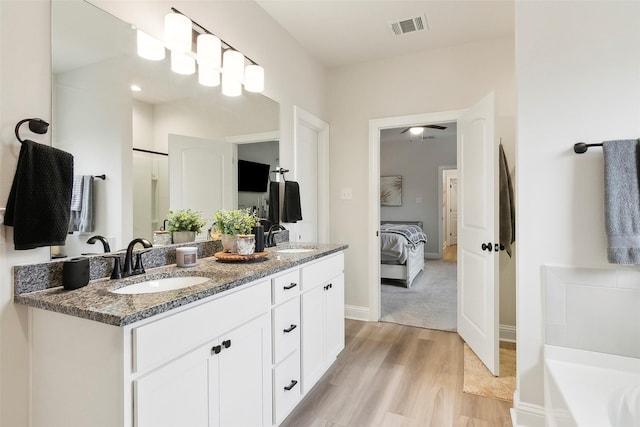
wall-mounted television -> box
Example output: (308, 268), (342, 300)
(238, 160), (271, 192)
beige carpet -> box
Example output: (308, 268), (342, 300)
(381, 259), (457, 332)
(463, 343), (516, 402)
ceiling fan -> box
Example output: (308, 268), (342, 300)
(400, 124), (447, 134)
(401, 124), (447, 143)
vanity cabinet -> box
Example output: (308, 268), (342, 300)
(300, 254), (345, 393)
(30, 280), (272, 427)
(27, 250), (345, 427)
(136, 314), (271, 427)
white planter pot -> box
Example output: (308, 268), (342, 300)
(172, 231), (196, 244)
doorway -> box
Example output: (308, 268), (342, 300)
(378, 123), (458, 331)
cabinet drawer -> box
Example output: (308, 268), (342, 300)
(272, 296), (300, 363)
(273, 351), (301, 425)
(301, 253), (344, 291)
(133, 281), (269, 373)
(272, 269), (300, 305)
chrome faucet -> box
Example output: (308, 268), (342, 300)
(123, 238), (152, 277)
(86, 235), (111, 253)
(266, 224), (286, 248)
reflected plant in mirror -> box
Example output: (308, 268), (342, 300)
(51, 0), (279, 258)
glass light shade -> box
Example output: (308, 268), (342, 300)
(243, 64), (264, 93)
(171, 51), (195, 75)
(164, 12), (192, 53)
(409, 127), (425, 135)
(222, 50), (245, 84)
(199, 64), (220, 87)
(221, 71), (242, 96)
(197, 33), (221, 67)
(137, 30), (165, 61)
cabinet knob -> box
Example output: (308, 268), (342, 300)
(283, 282), (297, 290)
(283, 324), (297, 333)
(222, 339), (231, 349)
(324, 283), (333, 290)
(284, 380), (298, 391)
(211, 345), (222, 355)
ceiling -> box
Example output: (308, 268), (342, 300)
(255, 0), (515, 69)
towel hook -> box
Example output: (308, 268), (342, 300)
(15, 118), (49, 143)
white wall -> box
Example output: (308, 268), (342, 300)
(515, 1), (640, 424)
(0, 1), (327, 425)
(380, 136), (456, 257)
(0, 3), (51, 426)
(328, 37), (516, 323)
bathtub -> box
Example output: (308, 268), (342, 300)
(544, 345), (640, 427)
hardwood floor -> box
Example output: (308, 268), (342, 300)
(281, 320), (512, 427)
(443, 244), (457, 263)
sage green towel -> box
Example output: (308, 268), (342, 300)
(499, 144), (515, 257)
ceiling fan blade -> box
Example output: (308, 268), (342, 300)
(400, 127), (411, 134)
(424, 124), (447, 130)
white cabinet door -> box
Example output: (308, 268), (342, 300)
(216, 314), (272, 427)
(301, 284), (324, 393)
(325, 274), (345, 362)
(135, 343), (212, 427)
(301, 271), (345, 394)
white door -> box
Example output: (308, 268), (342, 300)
(443, 169), (458, 246)
(457, 92), (499, 375)
(295, 123), (318, 242)
(169, 134), (235, 238)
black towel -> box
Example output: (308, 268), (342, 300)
(499, 144), (515, 257)
(282, 181), (303, 223)
(4, 140), (74, 250)
(268, 181), (280, 224)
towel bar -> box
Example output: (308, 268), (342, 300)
(574, 142), (603, 154)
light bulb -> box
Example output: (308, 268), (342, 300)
(164, 12), (192, 53)
(171, 51), (195, 75)
(243, 64), (264, 93)
(136, 30), (165, 61)
(409, 127), (424, 135)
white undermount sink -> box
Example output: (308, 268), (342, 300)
(111, 276), (208, 294)
(276, 248), (315, 254)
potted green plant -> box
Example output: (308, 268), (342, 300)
(214, 209), (258, 253)
(166, 209), (206, 244)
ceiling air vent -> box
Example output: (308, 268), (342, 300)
(390, 15), (427, 36)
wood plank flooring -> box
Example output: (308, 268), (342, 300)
(281, 320), (512, 427)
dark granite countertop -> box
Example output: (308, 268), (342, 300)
(14, 243), (347, 327)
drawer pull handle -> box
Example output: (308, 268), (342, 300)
(284, 380), (298, 391)
(211, 345), (222, 355)
(222, 339), (232, 349)
(283, 282), (297, 290)
(283, 324), (297, 333)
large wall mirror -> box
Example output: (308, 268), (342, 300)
(51, 0), (279, 258)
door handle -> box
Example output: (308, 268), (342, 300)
(283, 282), (297, 290)
(283, 324), (297, 333)
(284, 380), (298, 391)
(481, 242), (493, 252)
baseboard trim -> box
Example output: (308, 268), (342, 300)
(511, 391), (545, 427)
(500, 324), (516, 343)
(344, 305), (370, 321)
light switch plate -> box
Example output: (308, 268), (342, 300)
(341, 188), (353, 200)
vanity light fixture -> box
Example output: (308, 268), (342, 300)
(160, 7), (265, 96)
(136, 30), (165, 61)
(164, 12), (192, 53)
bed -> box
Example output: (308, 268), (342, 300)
(380, 221), (427, 288)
